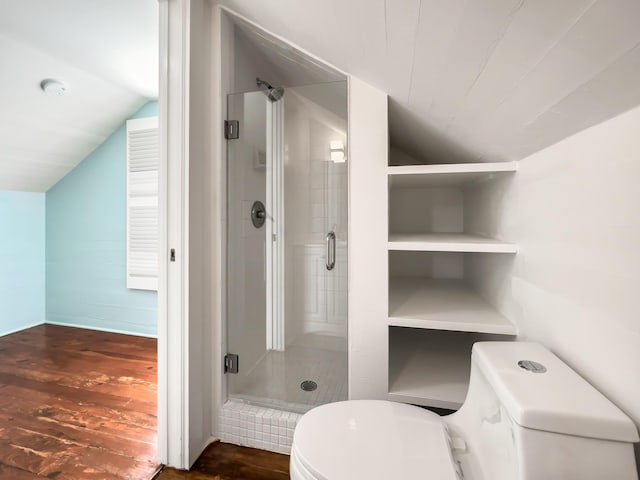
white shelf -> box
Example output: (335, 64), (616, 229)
(388, 328), (475, 409)
(389, 277), (517, 335)
(388, 233), (517, 253)
(388, 161), (517, 188)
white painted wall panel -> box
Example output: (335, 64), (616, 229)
(423, 0), (525, 125)
(476, 0), (640, 158)
(447, 0), (594, 137)
(503, 45), (640, 161)
(188, 0), (216, 465)
(348, 77), (388, 400)
(464, 105), (640, 466)
(380, 0), (421, 101)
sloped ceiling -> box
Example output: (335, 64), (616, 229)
(218, 0), (640, 164)
(0, 0), (158, 192)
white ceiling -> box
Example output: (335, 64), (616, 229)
(218, 0), (640, 164)
(0, 0), (158, 192)
(2, 0), (637, 191)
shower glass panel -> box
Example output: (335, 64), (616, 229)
(226, 81), (348, 413)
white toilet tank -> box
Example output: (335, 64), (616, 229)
(446, 342), (639, 480)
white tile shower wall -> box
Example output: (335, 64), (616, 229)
(293, 244), (348, 336)
(220, 399), (302, 454)
(284, 85), (348, 343)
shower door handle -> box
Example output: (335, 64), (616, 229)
(326, 231), (336, 271)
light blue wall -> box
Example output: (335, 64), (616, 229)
(46, 102), (158, 337)
(0, 191), (45, 336)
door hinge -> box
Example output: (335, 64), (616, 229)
(224, 353), (239, 374)
(224, 120), (239, 140)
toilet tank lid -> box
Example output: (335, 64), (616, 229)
(472, 342), (639, 443)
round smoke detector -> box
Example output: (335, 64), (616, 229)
(40, 79), (68, 96)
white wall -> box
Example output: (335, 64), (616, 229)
(224, 17), (285, 97)
(348, 77), (389, 400)
(464, 105), (640, 463)
(187, 0), (217, 465)
(389, 187), (463, 234)
(232, 27), (286, 93)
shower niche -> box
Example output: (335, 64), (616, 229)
(386, 151), (518, 408)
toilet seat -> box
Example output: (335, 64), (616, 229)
(291, 400), (459, 480)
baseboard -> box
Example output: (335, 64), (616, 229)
(0, 320), (45, 338)
(45, 321), (157, 339)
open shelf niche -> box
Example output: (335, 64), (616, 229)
(388, 327), (510, 409)
(386, 148), (518, 409)
(389, 276), (516, 335)
(388, 159), (518, 253)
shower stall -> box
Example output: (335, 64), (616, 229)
(225, 79), (348, 414)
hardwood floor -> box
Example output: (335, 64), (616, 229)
(0, 324), (159, 479)
(156, 442), (289, 480)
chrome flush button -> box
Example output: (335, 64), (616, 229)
(518, 360), (547, 373)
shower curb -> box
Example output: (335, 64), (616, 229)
(219, 399), (303, 455)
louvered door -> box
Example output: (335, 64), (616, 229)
(126, 116), (159, 290)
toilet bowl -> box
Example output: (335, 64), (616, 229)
(291, 342), (639, 480)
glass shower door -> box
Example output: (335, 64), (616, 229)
(283, 83), (348, 407)
(226, 81), (348, 412)
(226, 90), (270, 400)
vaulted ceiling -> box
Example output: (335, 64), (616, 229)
(2, 0), (638, 191)
(0, 0), (158, 192)
(218, 0), (640, 164)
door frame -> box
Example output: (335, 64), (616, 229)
(157, 0), (191, 469)
(158, 0), (221, 469)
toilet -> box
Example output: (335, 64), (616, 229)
(291, 342), (639, 479)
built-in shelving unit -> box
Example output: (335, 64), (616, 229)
(388, 233), (517, 253)
(387, 157), (518, 410)
(389, 277), (516, 335)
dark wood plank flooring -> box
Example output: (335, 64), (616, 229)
(0, 324), (159, 479)
(156, 442), (289, 480)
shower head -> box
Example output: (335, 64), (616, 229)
(256, 77), (284, 102)
(267, 86), (284, 102)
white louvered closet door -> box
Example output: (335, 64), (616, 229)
(126, 116), (159, 291)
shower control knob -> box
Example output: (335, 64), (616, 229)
(251, 201), (266, 228)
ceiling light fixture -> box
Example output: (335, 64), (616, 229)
(40, 79), (68, 96)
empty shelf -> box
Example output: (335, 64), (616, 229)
(388, 328), (474, 409)
(388, 161), (517, 188)
(389, 277), (517, 335)
(388, 233), (517, 253)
